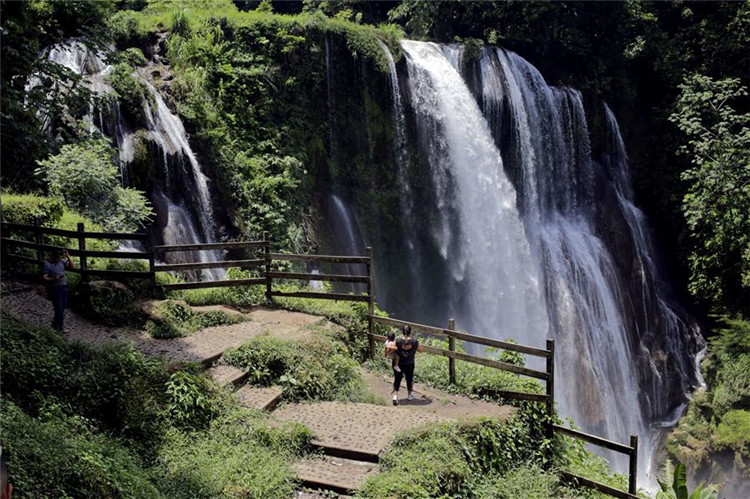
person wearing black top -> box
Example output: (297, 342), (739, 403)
(391, 325), (419, 406)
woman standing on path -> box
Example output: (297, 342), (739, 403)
(42, 248), (74, 333)
(391, 325), (419, 406)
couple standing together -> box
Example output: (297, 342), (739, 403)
(384, 325), (419, 406)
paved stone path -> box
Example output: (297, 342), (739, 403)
(293, 457), (377, 494)
(1, 288), (339, 367)
(235, 384), (284, 411)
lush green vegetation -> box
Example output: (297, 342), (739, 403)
(36, 138), (153, 232)
(144, 299), (247, 338)
(0, 316), (311, 498)
(223, 326), (382, 404)
(666, 317), (750, 484)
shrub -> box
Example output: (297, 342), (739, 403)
(0, 193), (64, 226)
(224, 333), (372, 402)
(145, 300), (246, 339)
(73, 279), (140, 326)
(359, 417), (548, 498)
(153, 410), (310, 499)
(166, 371), (221, 430)
(1, 316), (172, 460)
(35, 138), (153, 231)
(714, 410), (750, 454)
(0, 400), (162, 499)
(470, 462), (560, 499)
(109, 62), (152, 125)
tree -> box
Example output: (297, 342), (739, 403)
(36, 138), (153, 231)
(669, 74), (750, 313)
(656, 460), (718, 499)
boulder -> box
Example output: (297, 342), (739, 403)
(73, 280), (139, 327)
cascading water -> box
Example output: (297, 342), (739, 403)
(399, 40), (549, 349)
(43, 40), (224, 279)
(324, 194), (367, 294)
(358, 40), (701, 484)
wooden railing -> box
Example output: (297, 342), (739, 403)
(1, 221), (152, 281)
(370, 314), (639, 499)
(0, 221), (638, 498)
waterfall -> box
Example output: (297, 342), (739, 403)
(400, 41), (549, 348)
(325, 194), (367, 294)
(364, 40), (702, 484)
(42, 40), (224, 279)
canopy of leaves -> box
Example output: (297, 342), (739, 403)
(36, 138), (153, 231)
(669, 75), (750, 313)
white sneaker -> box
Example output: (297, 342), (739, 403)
(392, 393), (399, 406)
(407, 392), (416, 401)
(394, 365), (401, 372)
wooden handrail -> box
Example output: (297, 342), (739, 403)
(268, 252), (369, 264)
(160, 278), (267, 290)
(371, 315), (549, 357)
(270, 290), (371, 303)
(1, 238), (149, 259)
(154, 259), (265, 271)
(152, 241), (266, 251)
(370, 333), (548, 380)
(560, 472), (638, 499)
(0, 222), (148, 240)
(266, 271), (370, 283)
(552, 424), (635, 455)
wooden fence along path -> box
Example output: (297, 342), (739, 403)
(0, 220), (638, 499)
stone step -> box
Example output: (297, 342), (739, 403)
(274, 401), (446, 463)
(206, 365), (247, 387)
(293, 456), (378, 495)
(234, 384), (283, 411)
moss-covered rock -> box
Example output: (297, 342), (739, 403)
(73, 280), (140, 327)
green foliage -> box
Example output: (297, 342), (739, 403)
(1, 0), (116, 189)
(36, 138), (153, 231)
(0, 193), (64, 225)
(0, 315), (172, 460)
(223, 332), (372, 402)
(714, 410), (750, 455)
(0, 316), (315, 498)
(656, 460), (719, 499)
(166, 371), (220, 430)
(469, 462), (560, 499)
(153, 410), (310, 499)
(145, 300), (246, 339)
(667, 316), (750, 482)
(359, 417), (550, 498)
(109, 62), (152, 124)
(74, 280), (140, 326)
(670, 74), (750, 313)
(0, 399), (162, 499)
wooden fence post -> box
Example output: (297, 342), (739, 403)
(34, 217), (43, 271)
(263, 231), (272, 303)
(629, 435), (638, 495)
(366, 246), (375, 359)
(546, 339), (555, 444)
(448, 318), (456, 384)
(77, 222), (88, 281)
(1, 223), (10, 271)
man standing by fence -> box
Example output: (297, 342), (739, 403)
(42, 249), (74, 333)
